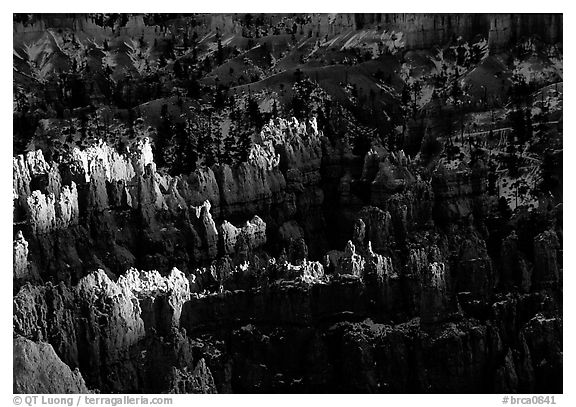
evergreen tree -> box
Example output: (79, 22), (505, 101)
(171, 121), (188, 174)
(183, 32), (189, 49)
(207, 114), (221, 166)
(79, 112), (89, 141)
(186, 72), (201, 98)
(420, 127), (442, 159)
(505, 143), (521, 177)
(192, 46), (198, 64)
(232, 105), (254, 163)
(237, 124), (253, 163)
(197, 108), (219, 167)
(184, 117), (200, 171)
(202, 55), (212, 73)
(216, 36), (224, 65)
(488, 160), (498, 196)
(290, 78), (317, 120)
(509, 108), (526, 144)
(498, 196), (512, 221)
(213, 84), (227, 109)
(246, 95), (263, 128)
(155, 104), (174, 168)
(401, 83), (411, 117)
(540, 149), (560, 194)
(221, 123), (238, 165)
(271, 99), (279, 118)
(524, 108), (533, 142)
(174, 60), (183, 78)
(411, 80), (422, 116)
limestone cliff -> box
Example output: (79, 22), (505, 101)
(11, 118), (562, 394)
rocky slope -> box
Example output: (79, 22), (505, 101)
(13, 12), (562, 394)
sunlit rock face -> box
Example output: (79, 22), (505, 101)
(12, 118), (330, 281)
(14, 231), (31, 280)
(14, 336), (89, 394)
(351, 13), (562, 51)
